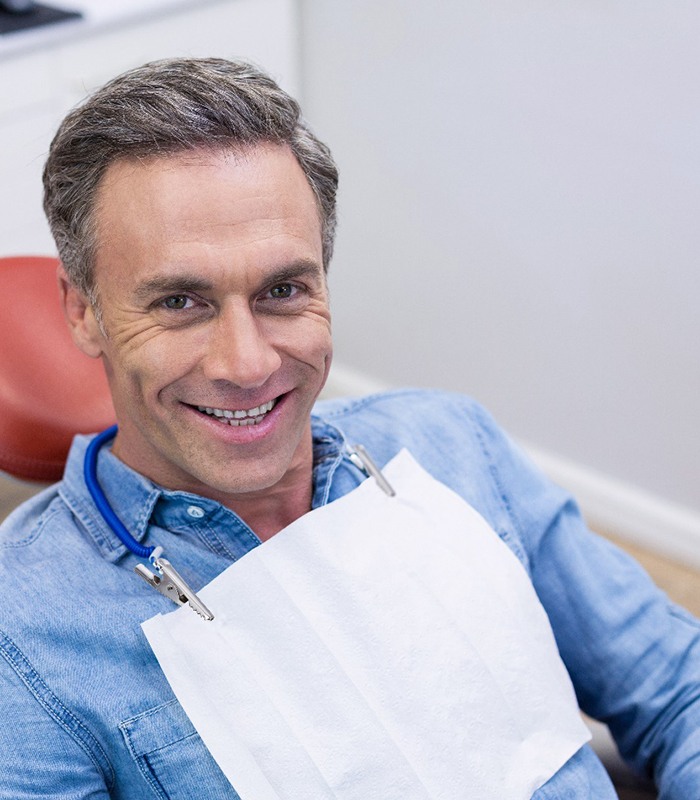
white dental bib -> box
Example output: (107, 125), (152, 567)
(142, 449), (590, 800)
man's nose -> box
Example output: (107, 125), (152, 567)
(202, 304), (282, 388)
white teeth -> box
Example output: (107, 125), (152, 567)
(196, 399), (276, 426)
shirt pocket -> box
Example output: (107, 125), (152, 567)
(120, 699), (241, 800)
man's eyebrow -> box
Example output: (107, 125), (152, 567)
(264, 260), (325, 285)
(133, 275), (214, 301)
(132, 260), (324, 301)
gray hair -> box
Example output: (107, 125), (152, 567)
(43, 57), (338, 297)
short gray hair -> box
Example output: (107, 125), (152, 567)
(43, 57), (338, 297)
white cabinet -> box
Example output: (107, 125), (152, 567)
(0, 0), (298, 255)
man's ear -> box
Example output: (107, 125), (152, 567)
(57, 265), (105, 359)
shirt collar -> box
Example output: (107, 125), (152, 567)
(60, 433), (161, 563)
(59, 415), (352, 564)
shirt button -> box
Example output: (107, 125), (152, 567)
(187, 505), (205, 519)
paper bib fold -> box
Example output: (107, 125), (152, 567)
(143, 449), (590, 800)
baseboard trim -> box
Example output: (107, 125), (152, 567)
(323, 363), (700, 569)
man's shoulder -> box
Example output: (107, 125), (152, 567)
(0, 480), (99, 623)
(0, 483), (65, 551)
(0, 433), (98, 555)
(0, 484), (85, 656)
(313, 388), (502, 475)
(314, 387), (487, 427)
(0, 484), (85, 627)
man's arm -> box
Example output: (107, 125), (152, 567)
(0, 637), (111, 799)
(474, 404), (700, 797)
(530, 502), (700, 797)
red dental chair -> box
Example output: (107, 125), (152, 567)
(0, 255), (115, 483)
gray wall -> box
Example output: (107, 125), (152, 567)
(300, 1), (700, 513)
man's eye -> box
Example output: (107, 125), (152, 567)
(163, 295), (191, 310)
(269, 283), (296, 300)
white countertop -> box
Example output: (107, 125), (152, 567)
(0, 0), (220, 60)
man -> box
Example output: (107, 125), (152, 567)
(0, 57), (698, 798)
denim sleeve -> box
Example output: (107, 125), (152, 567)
(0, 634), (111, 799)
(474, 405), (700, 799)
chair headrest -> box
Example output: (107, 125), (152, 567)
(0, 256), (115, 482)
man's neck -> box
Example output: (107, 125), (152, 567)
(227, 476), (314, 542)
(220, 432), (317, 541)
(110, 423), (317, 543)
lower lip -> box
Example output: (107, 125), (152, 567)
(186, 395), (288, 443)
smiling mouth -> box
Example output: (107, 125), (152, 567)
(196, 398), (277, 427)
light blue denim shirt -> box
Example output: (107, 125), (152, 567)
(1, 390), (698, 799)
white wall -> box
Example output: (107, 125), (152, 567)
(300, 1), (700, 515)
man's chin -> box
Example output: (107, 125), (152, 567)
(176, 436), (310, 500)
(205, 467), (289, 499)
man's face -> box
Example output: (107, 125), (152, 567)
(76, 144), (332, 505)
